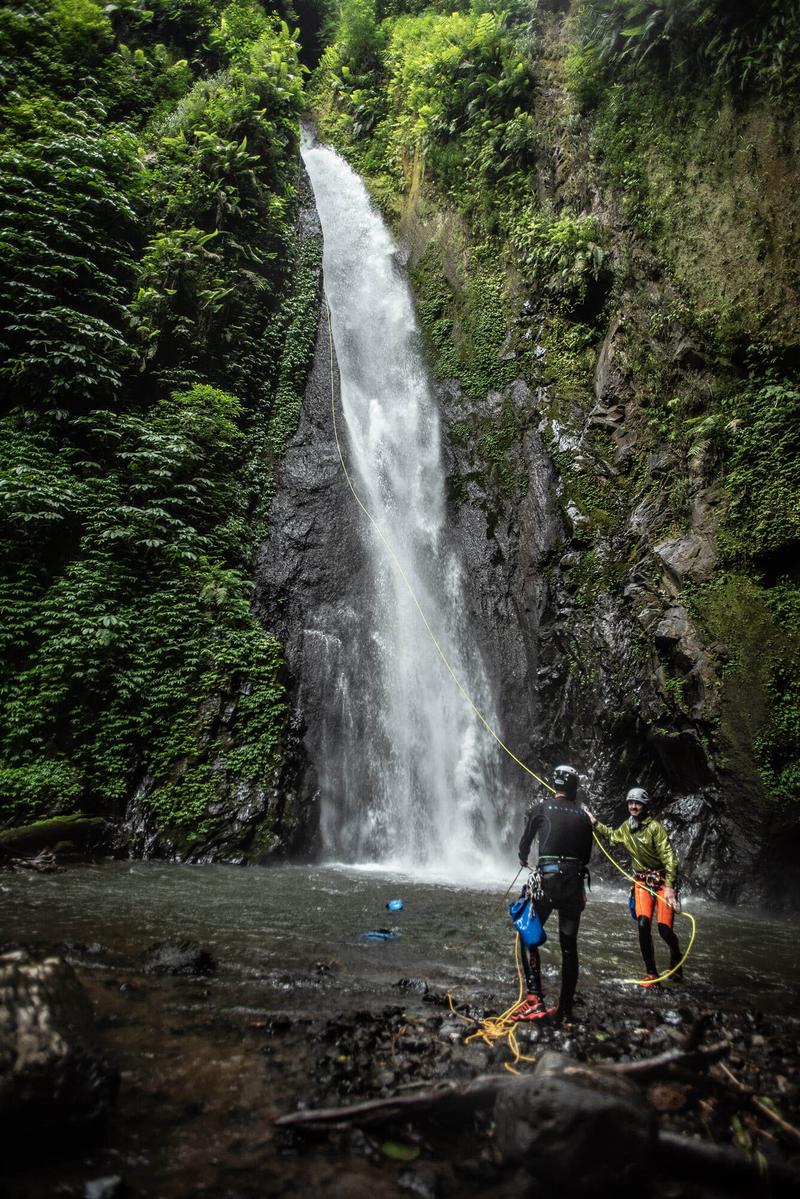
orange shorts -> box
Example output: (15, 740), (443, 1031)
(633, 878), (674, 927)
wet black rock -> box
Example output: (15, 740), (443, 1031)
(139, 941), (217, 976)
(396, 977), (430, 995)
(0, 949), (118, 1141)
(493, 1053), (657, 1190)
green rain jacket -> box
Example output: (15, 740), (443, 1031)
(594, 814), (679, 886)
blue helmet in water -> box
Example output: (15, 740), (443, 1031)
(553, 764), (579, 797)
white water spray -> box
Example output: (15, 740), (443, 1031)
(301, 131), (509, 880)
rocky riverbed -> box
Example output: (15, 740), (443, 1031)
(1, 863), (798, 1197)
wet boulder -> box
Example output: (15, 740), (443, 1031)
(0, 949), (118, 1139)
(493, 1052), (656, 1190)
(139, 941), (217, 976)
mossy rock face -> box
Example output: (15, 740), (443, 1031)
(0, 814), (112, 857)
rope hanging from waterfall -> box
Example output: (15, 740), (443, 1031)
(324, 299), (696, 987)
(325, 301), (553, 797)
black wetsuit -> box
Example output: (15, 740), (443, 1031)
(518, 794), (593, 1016)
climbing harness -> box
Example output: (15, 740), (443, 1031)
(324, 299), (697, 992)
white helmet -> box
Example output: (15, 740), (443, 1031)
(626, 786), (651, 806)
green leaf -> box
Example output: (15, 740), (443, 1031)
(381, 1142), (420, 1163)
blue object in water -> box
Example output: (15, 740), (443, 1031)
(629, 891), (637, 920)
(386, 898), (404, 911)
(360, 929), (399, 941)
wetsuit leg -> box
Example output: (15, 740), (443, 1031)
(522, 892), (552, 997)
(555, 872), (584, 1016)
(657, 921), (682, 968)
(637, 915), (657, 974)
(558, 913), (580, 1015)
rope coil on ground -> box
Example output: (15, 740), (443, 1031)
(447, 935), (537, 1074)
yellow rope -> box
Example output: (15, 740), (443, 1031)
(324, 297), (696, 987)
(447, 934), (538, 1074)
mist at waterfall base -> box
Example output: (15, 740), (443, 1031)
(301, 131), (510, 883)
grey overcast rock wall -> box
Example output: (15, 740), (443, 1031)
(253, 283), (370, 857)
(249, 170), (765, 901)
(434, 357), (759, 901)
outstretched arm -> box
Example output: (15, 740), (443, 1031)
(590, 816), (619, 841)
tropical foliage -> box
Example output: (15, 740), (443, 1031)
(312, 0), (800, 809)
(576, 0), (800, 95)
(0, 0), (314, 844)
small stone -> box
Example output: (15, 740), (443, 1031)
(648, 1083), (690, 1113)
(85, 1177), (124, 1199)
(139, 941), (216, 976)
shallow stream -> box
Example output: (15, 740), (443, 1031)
(3, 861), (796, 1012)
(2, 864), (797, 1198)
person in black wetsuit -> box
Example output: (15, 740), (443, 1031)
(514, 764), (593, 1021)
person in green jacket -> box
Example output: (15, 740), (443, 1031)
(588, 787), (682, 984)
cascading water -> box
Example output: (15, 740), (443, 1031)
(301, 130), (509, 880)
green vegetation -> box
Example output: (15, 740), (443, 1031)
(576, 1), (800, 98)
(692, 575), (800, 807)
(0, 0), (317, 845)
(312, 0), (800, 809)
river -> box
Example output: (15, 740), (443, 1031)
(2, 863), (798, 1197)
(2, 862), (796, 1015)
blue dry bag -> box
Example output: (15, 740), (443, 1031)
(386, 899), (404, 911)
(509, 894), (547, 948)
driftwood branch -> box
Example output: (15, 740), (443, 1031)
(657, 1130), (799, 1191)
(274, 1073), (516, 1129)
(275, 1038), (730, 1130)
(718, 1061), (800, 1142)
(603, 1039), (730, 1078)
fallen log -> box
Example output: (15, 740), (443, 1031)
(274, 1072), (516, 1128)
(657, 1130), (800, 1191)
(274, 1039), (731, 1129)
(603, 1038), (730, 1078)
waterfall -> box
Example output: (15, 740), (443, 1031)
(301, 131), (509, 880)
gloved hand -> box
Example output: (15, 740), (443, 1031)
(519, 856), (528, 868)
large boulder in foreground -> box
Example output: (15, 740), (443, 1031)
(493, 1051), (657, 1191)
(0, 950), (117, 1139)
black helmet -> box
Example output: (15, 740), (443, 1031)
(626, 786), (650, 806)
(553, 764), (579, 796)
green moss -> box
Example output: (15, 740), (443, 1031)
(248, 225), (324, 539)
(590, 82), (800, 350)
(412, 242), (516, 400)
(0, 813), (108, 854)
(691, 573), (800, 806)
